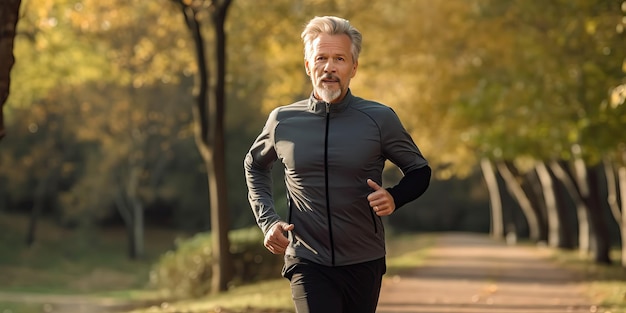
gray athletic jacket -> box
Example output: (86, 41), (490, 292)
(244, 90), (429, 266)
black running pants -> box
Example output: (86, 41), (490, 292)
(283, 256), (386, 313)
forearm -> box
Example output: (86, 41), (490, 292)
(386, 165), (431, 210)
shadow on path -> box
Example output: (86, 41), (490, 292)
(377, 232), (602, 313)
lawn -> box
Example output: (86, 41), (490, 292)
(0, 212), (182, 312)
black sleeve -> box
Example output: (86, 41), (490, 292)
(386, 165), (431, 210)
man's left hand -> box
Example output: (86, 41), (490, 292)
(367, 179), (395, 216)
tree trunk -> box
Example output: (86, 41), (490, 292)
(26, 143), (63, 247)
(535, 161), (562, 247)
(571, 144), (611, 263)
(113, 166), (145, 260)
(619, 156), (626, 267)
(496, 161), (541, 241)
(175, 0), (233, 292)
(549, 160), (590, 253)
(127, 167), (144, 259)
(0, 0), (22, 140)
(208, 0), (233, 293)
(584, 164), (611, 264)
(604, 158), (621, 229)
(525, 170), (548, 243)
(603, 157), (626, 266)
(125, 199), (144, 259)
(480, 158), (504, 239)
(550, 167), (575, 249)
(26, 174), (49, 247)
(133, 200), (144, 258)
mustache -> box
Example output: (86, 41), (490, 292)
(318, 74), (340, 83)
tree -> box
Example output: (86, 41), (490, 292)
(173, 0), (233, 293)
(480, 158), (504, 239)
(0, 0), (22, 141)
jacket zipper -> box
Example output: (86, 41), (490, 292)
(324, 102), (336, 266)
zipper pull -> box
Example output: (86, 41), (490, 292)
(325, 102), (330, 114)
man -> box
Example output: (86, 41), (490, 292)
(244, 16), (431, 313)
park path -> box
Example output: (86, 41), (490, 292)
(377, 232), (601, 313)
(0, 232), (604, 313)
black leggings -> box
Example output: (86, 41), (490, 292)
(283, 257), (386, 313)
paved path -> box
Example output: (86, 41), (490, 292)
(377, 233), (602, 313)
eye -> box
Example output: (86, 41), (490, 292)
(315, 56), (326, 61)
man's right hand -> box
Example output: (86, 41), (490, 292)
(264, 222), (294, 254)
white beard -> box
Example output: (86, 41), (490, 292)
(317, 86), (341, 103)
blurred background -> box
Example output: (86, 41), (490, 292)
(0, 0), (625, 306)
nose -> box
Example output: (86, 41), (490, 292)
(323, 59), (336, 73)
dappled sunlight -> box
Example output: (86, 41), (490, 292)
(1, 0), (625, 312)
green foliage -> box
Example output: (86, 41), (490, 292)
(148, 227), (283, 298)
(450, 0), (626, 165)
(228, 227), (285, 285)
(149, 232), (213, 298)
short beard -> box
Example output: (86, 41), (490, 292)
(317, 87), (341, 103)
(315, 74), (342, 103)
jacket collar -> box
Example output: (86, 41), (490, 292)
(307, 89), (353, 115)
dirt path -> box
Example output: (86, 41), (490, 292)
(377, 232), (602, 313)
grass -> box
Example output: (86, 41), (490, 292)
(0, 212), (183, 312)
(125, 279), (294, 313)
(548, 247), (626, 313)
(0, 302), (41, 313)
(385, 232), (435, 276)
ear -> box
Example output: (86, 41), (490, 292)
(304, 59), (311, 76)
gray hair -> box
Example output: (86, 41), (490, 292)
(301, 16), (362, 63)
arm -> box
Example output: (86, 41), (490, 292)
(387, 165), (431, 209)
(244, 109), (295, 254)
(243, 109), (282, 235)
(376, 106), (431, 212)
(367, 166), (431, 216)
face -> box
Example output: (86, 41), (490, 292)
(305, 33), (358, 104)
